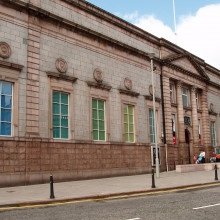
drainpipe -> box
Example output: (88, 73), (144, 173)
(160, 51), (168, 172)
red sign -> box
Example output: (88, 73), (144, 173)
(173, 136), (176, 145)
(199, 139), (201, 145)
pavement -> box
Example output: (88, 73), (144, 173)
(0, 169), (219, 207)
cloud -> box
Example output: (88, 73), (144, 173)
(125, 4), (220, 70)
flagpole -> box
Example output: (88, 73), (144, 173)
(173, 0), (177, 44)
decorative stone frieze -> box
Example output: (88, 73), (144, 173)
(0, 42), (11, 59)
(93, 68), (103, 83)
(56, 58), (68, 73)
(124, 77), (132, 90)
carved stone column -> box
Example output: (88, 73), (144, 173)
(201, 89), (211, 152)
(176, 81), (186, 164)
(191, 86), (199, 146)
(176, 81), (185, 143)
(162, 75), (173, 145)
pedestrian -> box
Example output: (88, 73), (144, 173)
(193, 155), (197, 164)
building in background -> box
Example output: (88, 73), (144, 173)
(0, 0), (219, 186)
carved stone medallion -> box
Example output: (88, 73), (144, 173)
(124, 77), (132, 90)
(0, 42), (11, 58)
(93, 68), (103, 83)
(55, 58), (68, 73)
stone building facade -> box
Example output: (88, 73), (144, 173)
(0, 0), (219, 186)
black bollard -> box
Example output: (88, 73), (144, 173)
(215, 164), (218, 181)
(152, 167), (156, 188)
(50, 175), (55, 199)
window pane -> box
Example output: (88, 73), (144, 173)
(151, 135), (155, 143)
(124, 114), (128, 123)
(124, 123), (128, 133)
(129, 124), (134, 133)
(92, 109), (98, 119)
(128, 106), (133, 115)
(53, 91), (60, 103)
(0, 122), (11, 136)
(53, 103), (60, 114)
(92, 119), (98, 130)
(61, 128), (68, 139)
(1, 109), (12, 122)
(129, 115), (134, 123)
(1, 95), (12, 108)
(53, 127), (60, 138)
(99, 110), (104, 120)
(123, 105), (128, 114)
(61, 93), (68, 104)
(61, 116), (68, 127)
(1, 82), (12, 95)
(130, 133), (134, 142)
(99, 120), (105, 130)
(98, 100), (104, 110)
(99, 131), (105, 141)
(93, 130), (98, 140)
(92, 99), (97, 109)
(61, 104), (68, 115)
(125, 133), (129, 142)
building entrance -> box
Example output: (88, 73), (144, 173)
(185, 129), (191, 164)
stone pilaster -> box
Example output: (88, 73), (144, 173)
(191, 86), (199, 146)
(25, 13), (41, 137)
(162, 75), (173, 145)
(176, 81), (185, 143)
(201, 89), (211, 150)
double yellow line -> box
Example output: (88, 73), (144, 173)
(1, 182), (220, 211)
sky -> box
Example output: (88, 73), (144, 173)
(86, 0), (220, 70)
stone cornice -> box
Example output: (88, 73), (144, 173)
(0, 59), (23, 71)
(2, 0), (219, 81)
(63, 0), (160, 45)
(87, 81), (112, 91)
(208, 81), (220, 90)
(46, 71), (77, 82)
(144, 95), (161, 103)
(119, 89), (139, 97)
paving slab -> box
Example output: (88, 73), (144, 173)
(0, 170), (219, 207)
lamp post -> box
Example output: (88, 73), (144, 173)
(148, 53), (160, 178)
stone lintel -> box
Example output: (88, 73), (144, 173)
(209, 111), (218, 116)
(144, 95), (160, 103)
(47, 71), (77, 83)
(119, 89), (139, 97)
(0, 60), (23, 71)
(87, 81), (112, 91)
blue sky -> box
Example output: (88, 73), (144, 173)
(87, 0), (219, 30)
(86, 0), (220, 69)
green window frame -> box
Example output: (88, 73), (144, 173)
(182, 88), (188, 107)
(92, 99), (105, 141)
(170, 84), (175, 103)
(52, 91), (69, 139)
(211, 121), (216, 146)
(123, 104), (135, 143)
(149, 109), (158, 144)
(0, 81), (13, 136)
